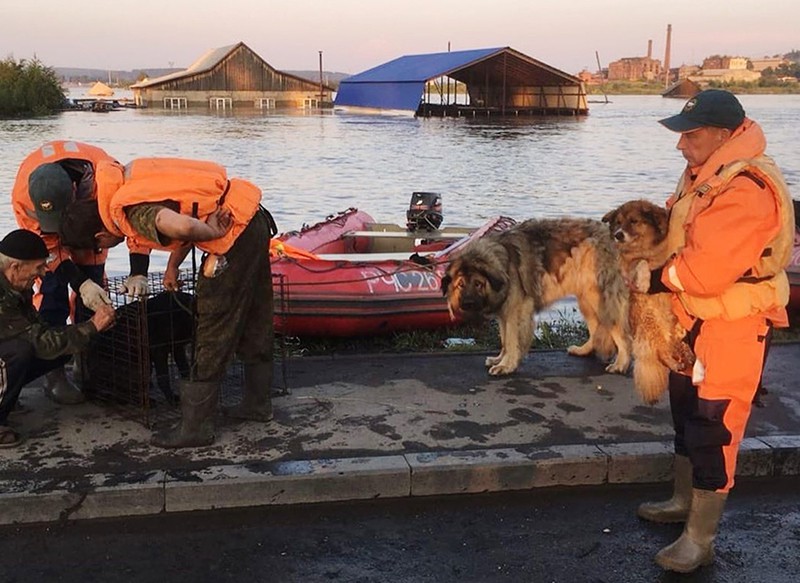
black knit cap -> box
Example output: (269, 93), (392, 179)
(0, 229), (49, 261)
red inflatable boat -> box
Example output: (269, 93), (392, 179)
(270, 207), (515, 337)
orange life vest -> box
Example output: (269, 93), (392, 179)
(98, 158), (262, 255)
(666, 155), (794, 324)
(11, 140), (122, 268)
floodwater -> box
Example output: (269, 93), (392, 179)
(1, 93), (799, 275)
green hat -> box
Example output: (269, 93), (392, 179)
(659, 89), (745, 133)
(0, 229), (49, 261)
(28, 163), (75, 233)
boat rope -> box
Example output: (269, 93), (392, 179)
(272, 255), (454, 287)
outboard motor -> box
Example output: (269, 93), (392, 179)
(406, 192), (443, 232)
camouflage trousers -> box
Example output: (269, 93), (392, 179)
(193, 210), (273, 382)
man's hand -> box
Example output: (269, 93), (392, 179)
(120, 274), (149, 298)
(79, 280), (112, 311)
(205, 207), (233, 239)
(90, 304), (116, 332)
(163, 266), (181, 291)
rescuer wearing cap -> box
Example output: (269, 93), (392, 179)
(0, 229), (115, 448)
(11, 141), (151, 404)
(631, 89), (795, 573)
(56, 157), (276, 449)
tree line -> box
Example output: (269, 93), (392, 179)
(0, 57), (65, 118)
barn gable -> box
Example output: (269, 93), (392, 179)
(132, 42), (334, 110)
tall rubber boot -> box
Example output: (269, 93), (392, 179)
(637, 454), (692, 523)
(151, 380), (218, 448)
(44, 367), (86, 405)
(223, 362), (273, 422)
(655, 488), (728, 573)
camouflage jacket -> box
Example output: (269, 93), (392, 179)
(0, 272), (97, 360)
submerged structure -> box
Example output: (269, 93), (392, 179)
(334, 47), (587, 117)
(131, 42), (334, 111)
(662, 78), (701, 99)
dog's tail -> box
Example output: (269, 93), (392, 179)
(634, 359), (670, 405)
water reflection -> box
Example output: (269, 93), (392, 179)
(1, 94), (798, 275)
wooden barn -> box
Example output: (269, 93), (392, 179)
(131, 42), (334, 110)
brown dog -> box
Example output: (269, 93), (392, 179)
(602, 199), (694, 404)
(441, 217), (631, 376)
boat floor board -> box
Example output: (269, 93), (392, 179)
(341, 230), (468, 240)
(314, 252), (423, 262)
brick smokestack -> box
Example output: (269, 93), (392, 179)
(664, 24), (672, 87)
(647, 40), (653, 59)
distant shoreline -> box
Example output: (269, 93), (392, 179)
(587, 84), (800, 95)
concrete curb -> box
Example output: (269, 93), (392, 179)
(1, 436), (799, 526)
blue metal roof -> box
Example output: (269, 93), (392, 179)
(340, 47), (504, 84)
(334, 46), (583, 114)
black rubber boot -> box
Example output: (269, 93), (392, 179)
(638, 454), (693, 523)
(151, 380), (218, 448)
(655, 488), (728, 573)
(223, 362), (273, 422)
(44, 367), (86, 405)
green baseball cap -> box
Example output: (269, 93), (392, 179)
(659, 89), (745, 133)
(28, 163), (75, 233)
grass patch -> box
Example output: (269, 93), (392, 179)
(279, 308), (590, 357)
(279, 309), (799, 357)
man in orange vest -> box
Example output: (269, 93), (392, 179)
(12, 141), (151, 404)
(633, 90), (794, 573)
(58, 158), (276, 448)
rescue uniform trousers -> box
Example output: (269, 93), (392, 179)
(669, 315), (772, 493)
(193, 209), (274, 382)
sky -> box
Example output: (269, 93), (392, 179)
(2, 0), (798, 75)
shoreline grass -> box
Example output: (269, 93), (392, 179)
(281, 310), (800, 357)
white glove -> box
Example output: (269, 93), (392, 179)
(79, 279), (112, 311)
(120, 274), (149, 298)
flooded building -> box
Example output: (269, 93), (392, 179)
(662, 78), (701, 99)
(334, 47), (587, 117)
(131, 42), (334, 110)
(608, 40), (663, 81)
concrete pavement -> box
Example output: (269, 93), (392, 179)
(1, 344), (798, 525)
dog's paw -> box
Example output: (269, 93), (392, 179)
(567, 343), (593, 357)
(605, 360), (630, 374)
(488, 362), (517, 376)
(485, 355), (502, 367)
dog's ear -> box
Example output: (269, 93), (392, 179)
(644, 208), (669, 237)
(440, 273), (452, 296)
(480, 266), (507, 293)
(601, 209), (616, 225)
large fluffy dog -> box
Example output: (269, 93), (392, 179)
(442, 217), (631, 376)
(602, 199), (694, 404)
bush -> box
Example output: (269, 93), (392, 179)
(0, 57), (65, 117)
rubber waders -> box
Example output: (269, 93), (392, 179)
(151, 380), (217, 448)
(44, 367), (85, 405)
(655, 488), (728, 573)
(638, 454), (693, 523)
(223, 362), (273, 422)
